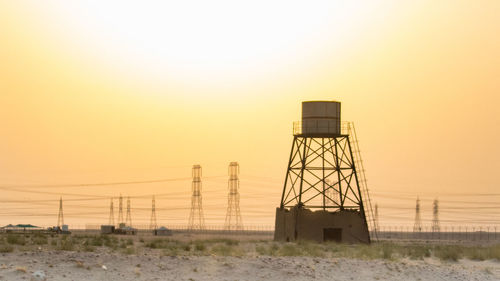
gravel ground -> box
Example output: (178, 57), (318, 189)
(0, 251), (499, 281)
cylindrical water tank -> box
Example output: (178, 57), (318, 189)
(301, 101), (341, 135)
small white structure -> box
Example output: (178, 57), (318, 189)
(155, 226), (172, 236)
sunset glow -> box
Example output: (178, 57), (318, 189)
(0, 0), (499, 228)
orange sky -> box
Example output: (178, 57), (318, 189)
(0, 1), (499, 228)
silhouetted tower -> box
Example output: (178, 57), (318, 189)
(149, 195), (157, 230)
(57, 197), (64, 227)
(374, 203), (379, 231)
(225, 162), (243, 230)
(431, 199), (440, 232)
(275, 101), (371, 243)
(108, 198), (115, 226)
(188, 165), (205, 230)
(117, 194), (124, 225)
(413, 197), (422, 232)
(125, 197), (132, 227)
(326, 179), (339, 206)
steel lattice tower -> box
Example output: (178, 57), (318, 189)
(413, 197), (422, 232)
(225, 162), (243, 230)
(188, 165), (205, 230)
(57, 197), (64, 227)
(108, 198), (115, 226)
(374, 203), (379, 232)
(280, 135), (367, 212)
(431, 199), (440, 232)
(118, 194), (124, 225)
(125, 197), (132, 227)
(149, 195), (157, 230)
(275, 101), (370, 243)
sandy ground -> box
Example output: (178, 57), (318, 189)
(0, 251), (498, 281)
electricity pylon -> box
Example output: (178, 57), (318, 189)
(108, 198), (115, 226)
(431, 199), (440, 232)
(413, 197), (422, 232)
(117, 194), (124, 225)
(326, 179), (339, 206)
(225, 162), (243, 231)
(125, 197), (132, 227)
(149, 195), (157, 230)
(374, 203), (379, 232)
(188, 165), (205, 230)
(57, 197), (64, 227)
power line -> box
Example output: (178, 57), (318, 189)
(0, 176), (226, 189)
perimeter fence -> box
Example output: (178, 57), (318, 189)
(72, 224), (500, 243)
(374, 225), (500, 242)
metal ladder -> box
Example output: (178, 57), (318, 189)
(344, 122), (379, 240)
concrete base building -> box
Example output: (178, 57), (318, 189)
(274, 206), (370, 243)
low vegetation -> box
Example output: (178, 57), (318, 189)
(0, 233), (498, 262)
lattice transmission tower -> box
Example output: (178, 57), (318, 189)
(325, 179), (339, 206)
(125, 197), (132, 227)
(57, 197), (64, 227)
(431, 199), (440, 232)
(117, 194), (124, 225)
(108, 198), (115, 225)
(374, 203), (379, 232)
(149, 195), (157, 230)
(413, 197), (422, 232)
(225, 162), (243, 230)
(188, 165), (205, 230)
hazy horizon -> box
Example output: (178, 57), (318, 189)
(1, 1), (499, 229)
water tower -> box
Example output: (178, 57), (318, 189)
(274, 101), (371, 243)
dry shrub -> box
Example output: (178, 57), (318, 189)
(146, 238), (181, 249)
(404, 245), (432, 260)
(381, 244), (395, 260)
(88, 236), (104, 247)
(353, 244), (381, 260)
(0, 245), (14, 253)
(123, 247), (136, 255)
(464, 244), (500, 261)
(209, 244), (243, 256)
(297, 240), (325, 257)
(278, 243), (302, 256)
(198, 238), (239, 246)
(256, 243), (280, 256)
(491, 244), (500, 260)
(32, 233), (48, 245)
(7, 235), (25, 246)
(194, 241), (207, 252)
(434, 246), (462, 261)
(58, 238), (75, 251)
